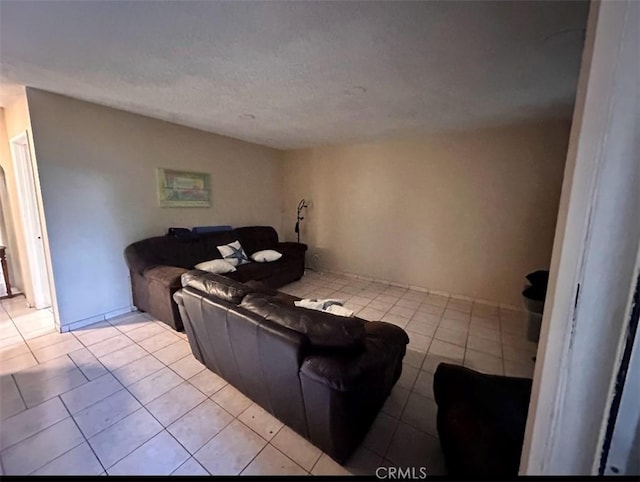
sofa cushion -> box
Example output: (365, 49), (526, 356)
(181, 270), (256, 304)
(195, 259), (237, 274)
(217, 240), (251, 266)
(251, 249), (283, 263)
(232, 262), (276, 282)
(240, 293), (366, 349)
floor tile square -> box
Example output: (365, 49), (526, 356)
(169, 354), (205, 379)
(0, 397), (68, 451)
(171, 457), (209, 475)
(188, 368), (228, 396)
(152, 340), (191, 365)
(108, 312), (154, 333)
(211, 384), (252, 417)
(412, 369), (435, 400)
(405, 320), (436, 337)
(401, 392), (438, 436)
(60, 372), (122, 414)
(67, 347), (108, 380)
(242, 444), (306, 475)
(167, 399), (233, 453)
(88, 407), (163, 469)
(381, 386), (410, 418)
(428, 339), (464, 362)
(32, 441), (103, 475)
(0, 417), (84, 475)
(238, 403), (283, 441)
(111, 354), (164, 386)
(19, 365), (87, 408)
(138, 330), (181, 353)
(381, 313), (410, 329)
(107, 431), (189, 475)
(467, 334), (502, 357)
(386, 421), (441, 470)
(128, 366), (184, 404)
(0, 375), (26, 421)
(25, 331), (73, 352)
(396, 364), (418, 390)
(388, 305), (416, 319)
(271, 425), (322, 471)
(73, 389), (141, 438)
(98, 343), (147, 371)
(406, 331), (432, 353)
(504, 359), (535, 378)
(73, 322), (120, 346)
(311, 452), (351, 475)
(463, 348), (504, 375)
(434, 326), (467, 347)
(357, 307), (386, 321)
(403, 348), (426, 369)
(0, 352), (38, 375)
(146, 381), (206, 426)
(87, 334), (134, 358)
(361, 412), (398, 456)
(194, 419), (267, 475)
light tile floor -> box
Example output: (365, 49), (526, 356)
(0, 271), (537, 475)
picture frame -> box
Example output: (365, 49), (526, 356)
(156, 168), (211, 208)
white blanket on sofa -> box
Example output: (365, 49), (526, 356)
(294, 298), (355, 317)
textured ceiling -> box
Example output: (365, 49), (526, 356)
(0, 1), (588, 149)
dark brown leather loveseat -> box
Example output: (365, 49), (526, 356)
(124, 226), (307, 331)
(173, 270), (410, 463)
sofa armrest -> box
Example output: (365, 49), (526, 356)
(277, 242), (308, 258)
(143, 265), (188, 288)
(300, 321), (409, 391)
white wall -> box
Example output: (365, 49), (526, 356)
(283, 120), (570, 306)
(26, 89), (284, 328)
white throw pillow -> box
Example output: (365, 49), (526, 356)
(195, 259), (237, 274)
(251, 249), (283, 263)
(217, 240), (251, 266)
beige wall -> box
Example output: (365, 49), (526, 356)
(26, 89), (284, 328)
(283, 120), (570, 306)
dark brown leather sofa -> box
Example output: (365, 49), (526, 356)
(123, 226), (307, 331)
(173, 270), (410, 463)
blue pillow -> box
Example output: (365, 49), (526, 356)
(192, 225), (233, 234)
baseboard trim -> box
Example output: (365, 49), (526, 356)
(59, 305), (136, 332)
(306, 268), (522, 312)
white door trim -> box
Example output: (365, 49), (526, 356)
(521, 0), (638, 474)
(9, 131), (51, 309)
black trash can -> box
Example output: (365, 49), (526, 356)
(522, 270), (549, 343)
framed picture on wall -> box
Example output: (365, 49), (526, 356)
(156, 168), (211, 207)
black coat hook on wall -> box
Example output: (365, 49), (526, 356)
(295, 198), (308, 243)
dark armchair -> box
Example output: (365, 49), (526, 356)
(433, 363), (533, 476)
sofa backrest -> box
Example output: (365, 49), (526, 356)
(240, 292), (366, 350)
(124, 226), (280, 275)
(235, 226), (279, 255)
(176, 283), (310, 438)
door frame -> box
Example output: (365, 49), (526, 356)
(520, 0), (639, 474)
(9, 131), (51, 309)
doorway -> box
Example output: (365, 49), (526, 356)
(9, 131), (51, 310)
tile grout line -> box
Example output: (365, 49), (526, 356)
(56, 395), (107, 476)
